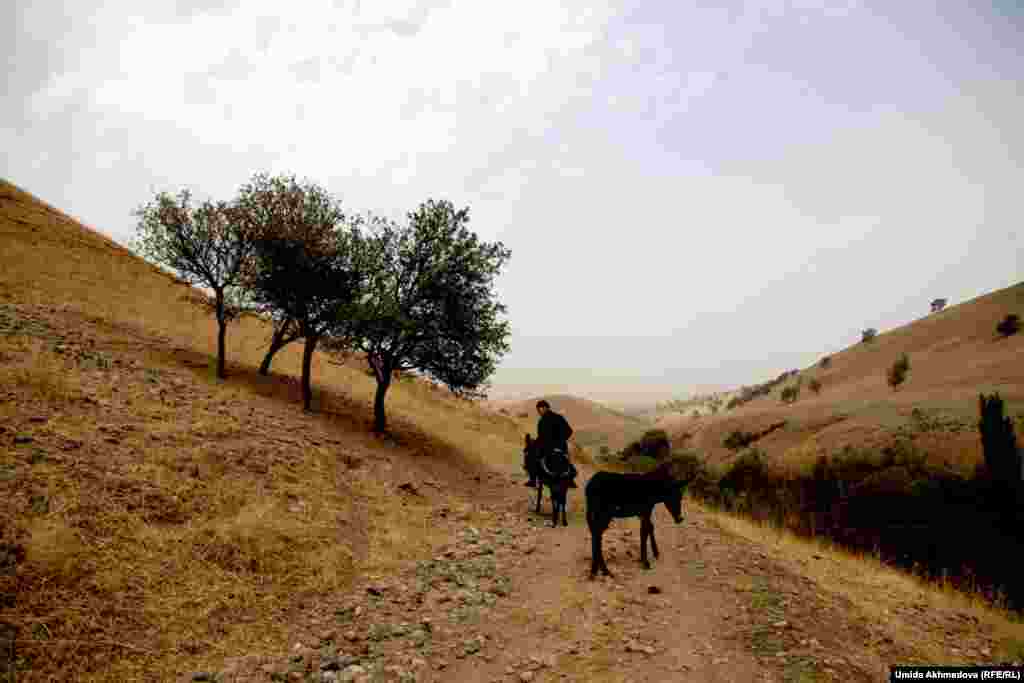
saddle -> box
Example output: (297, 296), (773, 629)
(540, 448), (578, 483)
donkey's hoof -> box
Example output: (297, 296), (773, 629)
(641, 561), (652, 570)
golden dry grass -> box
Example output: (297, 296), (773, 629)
(699, 499), (1024, 664)
(0, 178), (527, 679)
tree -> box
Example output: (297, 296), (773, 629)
(978, 393), (1021, 485)
(236, 174), (369, 411)
(333, 199), (511, 433)
(809, 378), (822, 394)
(887, 353), (910, 390)
(258, 313), (302, 375)
(996, 314), (1020, 338)
(132, 190), (254, 379)
(930, 298), (947, 314)
(861, 328), (877, 343)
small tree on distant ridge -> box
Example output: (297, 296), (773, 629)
(996, 314), (1020, 338)
(132, 190), (255, 379)
(887, 353), (910, 390)
(862, 328), (877, 343)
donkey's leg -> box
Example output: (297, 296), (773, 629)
(535, 480), (543, 514)
(647, 520), (663, 557)
(589, 525), (602, 578)
(561, 487), (568, 527)
(640, 516), (651, 570)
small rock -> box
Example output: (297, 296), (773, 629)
(647, 586), (662, 594)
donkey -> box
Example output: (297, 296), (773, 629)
(523, 434), (573, 527)
(585, 462), (690, 578)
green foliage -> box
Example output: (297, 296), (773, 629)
(780, 385), (799, 404)
(719, 448), (767, 495)
(333, 199), (511, 432)
(997, 314), (1020, 338)
(819, 355), (831, 369)
(861, 328), (877, 343)
(132, 189), (255, 378)
(724, 430), (756, 451)
(621, 429), (672, 461)
(235, 174), (369, 410)
(887, 353), (910, 390)
(808, 378), (822, 394)
(978, 393), (1021, 485)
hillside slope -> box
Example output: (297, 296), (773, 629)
(665, 281), (1024, 475)
(4, 177), (1024, 681)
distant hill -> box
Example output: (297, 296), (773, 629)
(488, 393), (652, 455)
(664, 280), (1024, 475)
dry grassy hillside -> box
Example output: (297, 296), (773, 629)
(667, 282), (1024, 476)
(0, 178), (529, 680)
(488, 393), (651, 456)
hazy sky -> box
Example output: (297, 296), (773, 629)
(3, 1), (1022, 406)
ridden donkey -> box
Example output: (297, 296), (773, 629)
(585, 461), (690, 578)
(523, 434), (574, 527)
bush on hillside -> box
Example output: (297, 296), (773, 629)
(809, 378), (822, 394)
(979, 393), (1021, 486)
(887, 353), (910, 390)
(780, 385), (799, 404)
(862, 328), (877, 343)
(996, 314), (1020, 338)
(819, 355), (831, 369)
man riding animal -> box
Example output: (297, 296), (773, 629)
(524, 399), (578, 488)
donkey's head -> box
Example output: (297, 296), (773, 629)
(646, 461), (688, 524)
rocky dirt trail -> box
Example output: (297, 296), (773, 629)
(203, 458), (925, 683)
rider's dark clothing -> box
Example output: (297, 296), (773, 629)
(526, 410), (577, 486)
(537, 410), (573, 455)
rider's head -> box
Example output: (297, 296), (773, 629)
(536, 399), (550, 416)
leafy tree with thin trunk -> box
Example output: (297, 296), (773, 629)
(236, 174), (368, 411)
(132, 190), (254, 379)
(331, 199), (511, 433)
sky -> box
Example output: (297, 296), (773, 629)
(3, 0), (1023, 408)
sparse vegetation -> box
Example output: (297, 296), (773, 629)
(978, 393), (1021, 486)
(780, 385), (799, 404)
(997, 314), (1020, 338)
(887, 353), (910, 390)
(819, 355), (831, 369)
(862, 328), (877, 343)
(808, 378), (822, 394)
(132, 188), (255, 379)
(620, 429), (672, 462)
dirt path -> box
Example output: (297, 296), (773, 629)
(443, 465), (767, 683)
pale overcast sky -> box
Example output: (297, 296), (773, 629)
(3, 1), (1022, 406)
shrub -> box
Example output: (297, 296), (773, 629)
(621, 429), (672, 462)
(819, 355), (831, 369)
(996, 314), (1020, 338)
(862, 328), (877, 343)
(726, 397), (742, 410)
(809, 378), (822, 394)
(719, 448), (767, 495)
(724, 430), (755, 451)
(691, 410), (700, 419)
(780, 385), (799, 404)
(978, 393), (1021, 485)
(887, 353), (910, 390)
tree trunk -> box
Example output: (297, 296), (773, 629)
(215, 290), (227, 380)
(259, 325), (290, 375)
(373, 376), (391, 434)
(301, 335), (318, 411)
